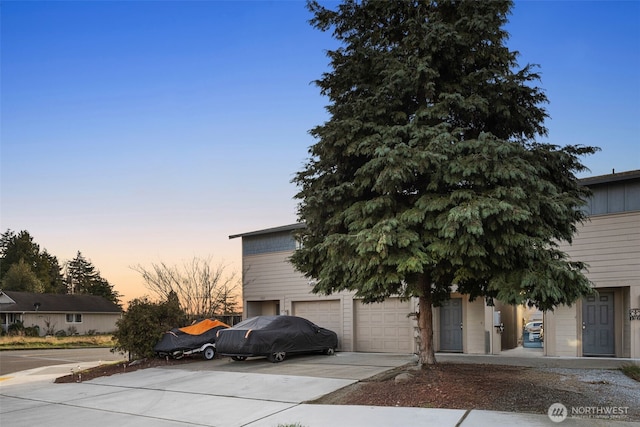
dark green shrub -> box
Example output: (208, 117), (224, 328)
(112, 295), (186, 360)
(7, 321), (25, 336)
(24, 325), (40, 337)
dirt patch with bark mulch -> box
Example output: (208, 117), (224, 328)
(54, 356), (198, 383)
(310, 362), (639, 421)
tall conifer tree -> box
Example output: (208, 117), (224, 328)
(0, 230), (65, 293)
(66, 251), (122, 306)
(292, 0), (597, 365)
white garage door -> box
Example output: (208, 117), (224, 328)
(354, 298), (413, 353)
(292, 300), (342, 347)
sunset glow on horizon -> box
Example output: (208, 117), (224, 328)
(2, 1), (638, 306)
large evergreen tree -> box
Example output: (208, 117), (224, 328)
(37, 250), (67, 293)
(291, 0), (598, 365)
(66, 251), (122, 306)
(0, 230), (65, 293)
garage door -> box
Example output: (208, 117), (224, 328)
(354, 298), (413, 353)
(292, 300), (342, 347)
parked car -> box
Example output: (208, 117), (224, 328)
(215, 315), (338, 363)
(154, 318), (230, 360)
(524, 320), (543, 344)
(524, 321), (543, 333)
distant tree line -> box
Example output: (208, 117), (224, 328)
(0, 229), (122, 306)
(1, 230), (244, 359)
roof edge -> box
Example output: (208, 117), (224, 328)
(580, 169), (640, 186)
(229, 222), (305, 239)
(228, 171), (639, 239)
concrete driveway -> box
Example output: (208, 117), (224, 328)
(171, 351), (414, 380)
(2, 352), (633, 426)
(1, 352), (442, 427)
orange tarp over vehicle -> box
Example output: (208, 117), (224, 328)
(179, 319), (230, 335)
(154, 318), (231, 357)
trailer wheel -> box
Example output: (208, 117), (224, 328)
(203, 347), (215, 360)
(267, 352), (286, 363)
(231, 356), (247, 361)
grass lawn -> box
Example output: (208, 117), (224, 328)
(621, 364), (640, 382)
(0, 335), (115, 350)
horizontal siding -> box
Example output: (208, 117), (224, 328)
(22, 313), (120, 336)
(243, 251), (309, 298)
(465, 299), (486, 354)
(553, 305), (579, 357)
(243, 250), (357, 350)
(560, 212), (640, 287)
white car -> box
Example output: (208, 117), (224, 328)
(524, 321), (543, 341)
(524, 321), (542, 333)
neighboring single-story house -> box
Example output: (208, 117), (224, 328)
(230, 170), (640, 358)
(0, 290), (122, 336)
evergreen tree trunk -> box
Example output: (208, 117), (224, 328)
(417, 274), (436, 367)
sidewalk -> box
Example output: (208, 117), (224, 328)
(437, 347), (638, 369)
(1, 352), (638, 427)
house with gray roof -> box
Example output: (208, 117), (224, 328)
(0, 290), (122, 336)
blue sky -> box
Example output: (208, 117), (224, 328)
(2, 1), (639, 304)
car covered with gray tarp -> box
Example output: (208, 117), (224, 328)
(215, 315), (338, 362)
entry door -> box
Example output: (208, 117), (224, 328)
(440, 298), (462, 352)
(582, 292), (615, 356)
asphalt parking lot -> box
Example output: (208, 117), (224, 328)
(0, 347), (122, 376)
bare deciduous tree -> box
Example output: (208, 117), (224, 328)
(132, 257), (240, 321)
